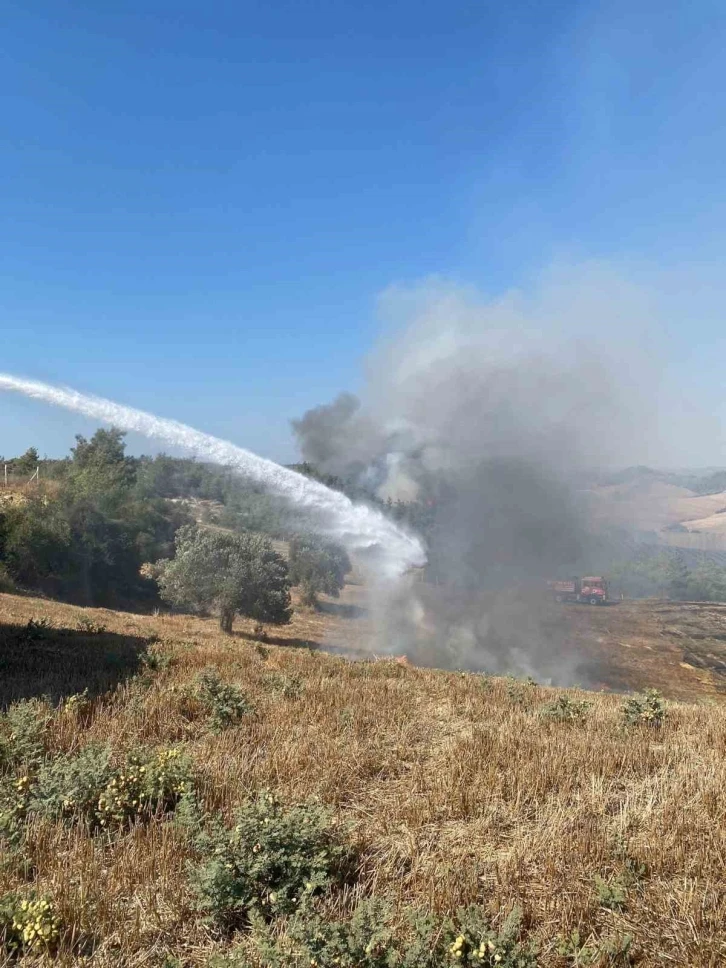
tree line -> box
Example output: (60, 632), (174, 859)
(0, 429), (352, 627)
(608, 548), (726, 602)
(3, 432), (724, 620)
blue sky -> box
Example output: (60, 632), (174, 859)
(2, 0), (725, 464)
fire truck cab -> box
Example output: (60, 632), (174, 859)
(547, 576), (609, 605)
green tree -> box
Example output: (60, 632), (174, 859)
(2, 497), (72, 594)
(687, 559), (726, 602)
(0, 428), (188, 607)
(68, 428), (136, 498)
(288, 533), (352, 608)
(12, 447), (40, 478)
(153, 525), (292, 633)
(664, 550), (691, 601)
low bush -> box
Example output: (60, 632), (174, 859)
(213, 902), (535, 968)
(23, 617), (55, 639)
(594, 875), (628, 911)
(0, 699), (50, 773)
(61, 688), (93, 721)
(540, 695), (592, 723)
(142, 645), (174, 673)
(254, 899), (402, 968)
(262, 671), (304, 699)
(443, 905), (537, 967)
(76, 618), (107, 635)
(197, 669), (252, 732)
(31, 744), (192, 829)
(0, 893), (62, 956)
(620, 689), (666, 728)
(0, 563), (17, 593)
(188, 790), (351, 929)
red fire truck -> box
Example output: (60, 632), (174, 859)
(547, 576), (609, 605)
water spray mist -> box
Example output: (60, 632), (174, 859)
(0, 374), (426, 578)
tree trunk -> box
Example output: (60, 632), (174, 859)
(219, 608), (235, 634)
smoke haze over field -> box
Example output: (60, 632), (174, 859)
(293, 262), (702, 680)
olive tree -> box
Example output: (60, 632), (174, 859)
(288, 533), (352, 608)
(153, 525), (292, 633)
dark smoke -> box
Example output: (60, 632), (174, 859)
(292, 270), (659, 682)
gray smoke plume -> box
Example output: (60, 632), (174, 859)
(292, 265), (663, 682)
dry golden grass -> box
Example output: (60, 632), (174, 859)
(1, 590), (725, 966)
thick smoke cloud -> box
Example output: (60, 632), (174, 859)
(292, 264), (664, 681)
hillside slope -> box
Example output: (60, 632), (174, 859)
(1, 592), (725, 966)
(586, 477), (726, 543)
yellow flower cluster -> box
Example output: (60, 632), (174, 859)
(10, 897), (61, 950)
(96, 749), (188, 826)
(449, 934), (502, 964)
(153, 748), (189, 797)
(450, 934), (466, 958)
(97, 762), (146, 825)
(63, 690), (90, 715)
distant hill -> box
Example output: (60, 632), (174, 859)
(597, 465), (726, 496)
(585, 466), (726, 560)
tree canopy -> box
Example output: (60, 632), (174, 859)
(0, 427), (185, 607)
(153, 525), (292, 632)
(11, 447), (40, 477)
(288, 534), (352, 608)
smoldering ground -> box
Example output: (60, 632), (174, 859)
(292, 264), (671, 683)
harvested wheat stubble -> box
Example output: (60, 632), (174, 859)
(1, 591), (725, 966)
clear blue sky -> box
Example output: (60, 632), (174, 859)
(2, 0), (725, 463)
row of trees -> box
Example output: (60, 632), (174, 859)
(0, 430), (186, 606)
(0, 429), (353, 626)
(608, 549), (726, 602)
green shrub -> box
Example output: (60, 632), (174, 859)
(540, 695), (592, 723)
(0, 699), (50, 773)
(142, 646), (174, 673)
(31, 743), (113, 822)
(620, 689), (666, 728)
(597, 933), (634, 965)
(31, 744), (192, 829)
(213, 903), (448, 968)
(209, 903), (537, 968)
(612, 834), (648, 885)
(0, 774), (33, 849)
(557, 928), (597, 966)
(0, 892), (62, 955)
(258, 898), (399, 967)
(197, 669), (252, 732)
(558, 929), (634, 967)
(594, 875), (628, 911)
(61, 688), (92, 720)
(76, 618), (107, 635)
(263, 671), (304, 699)
(23, 617), (55, 639)
(444, 905), (537, 967)
(188, 790), (350, 928)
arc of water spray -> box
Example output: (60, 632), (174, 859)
(0, 374), (426, 578)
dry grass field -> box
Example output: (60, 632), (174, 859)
(1, 589), (725, 967)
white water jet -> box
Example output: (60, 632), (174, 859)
(0, 374), (426, 578)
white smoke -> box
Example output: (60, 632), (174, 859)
(0, 373), (425, 579)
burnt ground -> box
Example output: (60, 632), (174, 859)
(317, 587), (726, 702)
(541, 599), (726, 701)
(3, 584), (726, 704)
